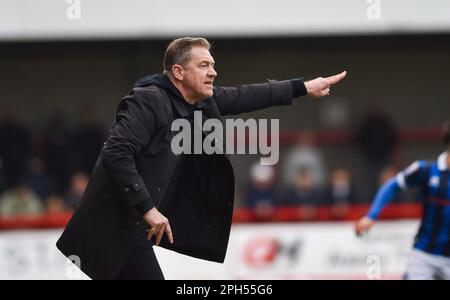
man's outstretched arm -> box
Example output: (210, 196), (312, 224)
(213, 71), (347, 115)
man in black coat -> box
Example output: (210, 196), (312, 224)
(56, 37), (347, 280)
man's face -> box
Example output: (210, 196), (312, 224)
(180, 46), (217, 101)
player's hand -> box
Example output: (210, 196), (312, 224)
(143, 207), (174, 245)
(304, 71), (347, 98)
(354, 216), (374, 236)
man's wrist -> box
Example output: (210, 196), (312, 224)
(136, 200), (155, 216)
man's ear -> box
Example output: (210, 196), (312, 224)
(172, 65), (184, 81)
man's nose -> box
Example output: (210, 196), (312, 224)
(208, 67), (217, 78)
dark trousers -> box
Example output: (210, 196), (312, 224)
(116, 246), (165, 280)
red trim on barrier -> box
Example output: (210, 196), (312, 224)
(0, 213), (72, 230)
(0, 203), (422, 229)
(228, 128), (442, 146)
(232, 203), (422, 223)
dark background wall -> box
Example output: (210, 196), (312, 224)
(1, 34), (449, 203)
(1, 35), (449, 128)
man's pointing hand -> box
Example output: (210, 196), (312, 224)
(304, 71), (347, 98)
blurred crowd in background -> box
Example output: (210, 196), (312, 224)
(1, 0), (449, 225)
(240, 104), (424, 221)
(0, 104), (105, 217)
(0, 99), (424, 219)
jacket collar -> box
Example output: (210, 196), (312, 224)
(437, 151), (449, 171)
(162, 74), (207, 117)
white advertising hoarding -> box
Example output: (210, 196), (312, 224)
(225, 220), (419, 279)
(0, 220), (420, 279)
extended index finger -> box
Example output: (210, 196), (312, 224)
(165, 223), (174, 244)
(155, 224), (165, 246)
(326, 71), (347, 85)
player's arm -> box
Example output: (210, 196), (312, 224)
(355, 160), (428, 236)
(355, 178), (401, 236)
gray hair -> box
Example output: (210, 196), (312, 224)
(163, 37), (211, 75)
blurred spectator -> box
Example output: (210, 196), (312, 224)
(24, 157), (56, 201)
(282, 131), (327, 188)
(0, 108), (32, 188)
(243, 162), (277, 220)
(0, 184), (44, 217)
(0, 157), (6, 194)
(355, 105), (399, 198)
(45, 195), (67, 214)
(42, 112), (73, 193)
(280, 168), (326, 220)
(378, 165), (398, 185)
(71, 104), (106, 175)
(64, 172), (89, 211)
(325, 168), (359, 219)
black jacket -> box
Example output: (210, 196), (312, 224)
(56, 74), (306, 279)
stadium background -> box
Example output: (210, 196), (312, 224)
(0, 0), (449, 279)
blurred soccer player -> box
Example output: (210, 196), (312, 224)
(355, 120), (450, 280)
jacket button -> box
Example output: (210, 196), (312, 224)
(136, 221), (140, 227)
(124, 187), (130, 193)
(157, 187), (161, 192)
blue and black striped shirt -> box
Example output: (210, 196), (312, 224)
(367, 151), (450, 257)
